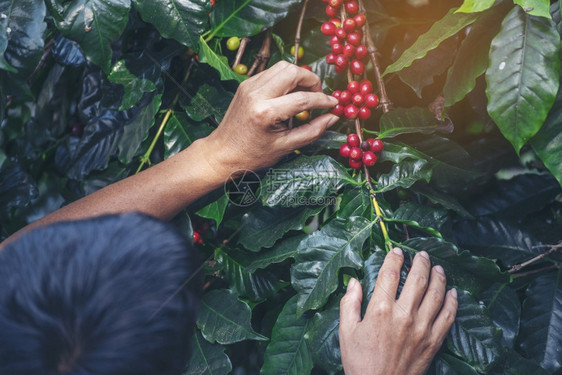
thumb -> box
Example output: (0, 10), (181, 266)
(283, 113), (340, 149)
(340, 278), (363, 330)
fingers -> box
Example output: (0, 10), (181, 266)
(340, 278), (363, 330)
(267, 92), (338, 122)
(365, 248), (404, 317)
(282, 113), (339, 149)
(417, 265), (447, 324)
(398, 251), (431, 312)
(431, 289), (458, 344)
(254, 61), (324, 97)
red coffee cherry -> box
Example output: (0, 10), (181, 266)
(347, 80), (360, 94)
(332, 90), (342, 99)
(342, 44), (355, 58)
(349, 147), (363, 160)
(326, 5), (339, 17)
(331, 43), (344, 54)
(335, 65), (346, 73)
(335, 28), (347, 40)
(328, 0), (342, 7)
(363, 151), (377, 166)
(358, 106), (371, 120)
(301, 65), (312, 71)
(355, 45), (368, 60)
(359, 80), (373, 95)
(193, 231), (203, 244)
(361, 141), (371, 151)
(352, 93), (364, 107)
(326, 53), (337, 64)
(344, 104), (359, 119)
(339, 90), (352, 105)
(347, 133), (360, 147)
(365, 93), (379, 108)
(329, 18), (342, 27)
(339, 143), (351, 157)
(350, 59), (364, 75)
(343, 18), (357, 32)
(330, 35), (339, 45)
(345, 0), (359, 14)
(332, 104), (345, 116)
(335, 54), (349, 69)
(321, 22), (337, 36)
(354, 14), (366, 28)
(347, 31), (362, 46)
(371, 139), (384, 153)
(349, 158), (363, 169)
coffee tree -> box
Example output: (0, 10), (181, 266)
(1, 0), (561, 373)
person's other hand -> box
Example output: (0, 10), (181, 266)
(204, 61), (339, 175)
(339, 248), (458, 375)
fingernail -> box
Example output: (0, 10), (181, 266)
(419, 251), (430, 260)
(450, 288), (457, 299)
(393, 247), (402, 256)
(329, 96), (339, 105)
(327, 115), (339, 127)
(347, 278), (357, 291)
(434, 265), (445, 275)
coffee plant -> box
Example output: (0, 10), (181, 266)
(1, 0), (562, 373)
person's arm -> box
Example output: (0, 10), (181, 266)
(2, 61), (339, 245)
(339, 248), (458, 374)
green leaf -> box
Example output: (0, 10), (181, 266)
(260, 156), (356, 208)
(336, 186), (371, 219)
(305, 300), (342, 374)
(389, 201), (448, 238)
(117, 94), (161, 164)
(46, 0), (131, 73)
(214, 248), (287, 301)
(197, 289), (268, 344)
(183, 83), (234, 123)
(261, 295), (313, 375)
(133, 0), (210, 49)
(245, 234), (307, 272)
(198, 36), (246, 83)
(196, 194), (229, 227)
(456, 0), (495, 13)
(291, 217), (373, 315)
(412, 184), (473, 218)
(401, 237), (509, 294)
(383, 9), (479, 76)
(209, 0), (302, 38)
(444, 2), (511, 107)
(163, 113), (213, 159)
(239, 205), (323, 252)
(378, 107), (453, 139)
(481, 283), (521, 348)
(375, 159), (434, 193)
(447, 290), (503, 372)
(486, 6), (560, 154)
(501, 349), (552, 375)
(0, 0), (46, 74)
(107, 60), (156, 111)
(514, 0), (551, 18)
(517, 269), (562, 372)
(185, 331), (232, 375)
(434, 353), (480, 375)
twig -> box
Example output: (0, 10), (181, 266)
(288, 0), (310, 130)
(231, 37), (250, 69)
(512, 263), (560, 278)
(28, 38), (55, 83)
(248, 31), (272, 77)
(509, 242), (562, 274)
(357, 0), (392, 113)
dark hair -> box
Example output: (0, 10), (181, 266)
(0, 213), (201, 375)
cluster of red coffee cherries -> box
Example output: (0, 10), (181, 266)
(321, 1), (367, 75)
(340, 134), (384, 169)
(331, 79), (379, 120)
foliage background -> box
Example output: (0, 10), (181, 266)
(1, 0), (561, 373)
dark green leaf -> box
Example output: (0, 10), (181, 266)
(185, 330), (232, 375)
(501, 349), (552, 375)
(164, 113), (213, 159)
(305, 299), (342, 374)
(434, 353), (480, 375)
(197, 289), (267, 344)
(198, 36), (246, 83)
(196, 194), (229, 227)
(209, 0), (302, 38)
(245, 234), (307, 272)
(412, 184), (473, 218)
(261, 295), (313, 375)
(481, 283), (521, 348)
(517, 269), (562, 372)
(46, 0), (131, 73)
(378, 107), (453, 139)
(260, 156), (356, 208)
(301, 131), (347, 152)
(239, 205), (323, 252)
(383, 9), (479, 76)
(0, 164), (38, 217)
(183, 83), (233, 123)
(375, 159), (434, 193)
(337, 186), (371, 219)
(401, 238), (509, 294)
(390, 201), (449, 237)
(486, 6), (560, 154)
(107, 60), (156, 111)
(133, 0), (210, 49)
(447, 289), (503, 372)
(291, 217), (373, 315)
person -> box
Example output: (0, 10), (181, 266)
(0, 61), (457, 374)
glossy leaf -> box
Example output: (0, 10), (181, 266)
(261, 295), (313, 375)
(412, 185), (472, 218)
(486, 6), (560, 154)
(133, 0), (210, 49)
(481, 283), (521, 348)
(245, 234), (307, 272)
(305, 300), (342, 374)
(239, 205), (323, 252)
(196, 194), (229, 227)
(186, 331), (232, 375)
(0, 164), (38, 217)
(291, 217), (373, 315)
(209, 0), (302, 38)
(513, 0), (551, 18)
(383, 9), (479, 76)
(517, 269), (562, 372)
(51, 35), (86, 67)
(375, 159), (434, 193)
(107, 60), (156, 111)
(46, 0), (131, 73)
(378, 107), (453, 139)
(198, 36), (246, 83)
(197, 289), (267, 344)
(501, 350), (552, 375)
(163, 113), (213, 159)
(447, 289), (503, 372)
(434, 353), (480, 375)
(336, 186), (371, 219)
(260, 156), (356, 208)
(390, 201), (448, 238)
(456, 0), (495, 13)
(183, 83), (233, 124)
